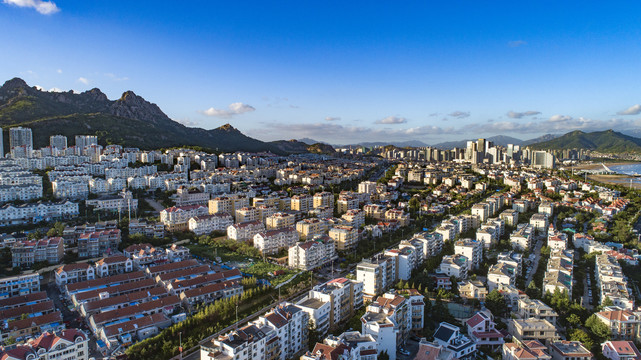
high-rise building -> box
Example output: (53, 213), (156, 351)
(9, 127), (33, 158)
(532, 151), (555, 169)
(75, 135), (98, 152)
(50, 135), (68, 150)
(9, 126), (33, 148)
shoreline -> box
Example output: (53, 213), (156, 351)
(571, 162), (641, 171)
(587, 174), (641, 189)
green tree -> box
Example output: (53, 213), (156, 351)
(585, 314), (611, 342)
(568, 329), (593, 349)
(485, 290), (506, 317)
(307, 321), (320, 350)
(602, 296), (614, 307)
(378, 351), (390, 360)
(566, 314), (581, 328)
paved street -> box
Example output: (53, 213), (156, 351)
(525, 237), (543, 285)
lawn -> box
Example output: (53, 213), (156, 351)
(187, 243), (259, 263)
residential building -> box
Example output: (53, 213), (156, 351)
(455, 239), (483, 270)
(11, 237), (64, 268)
(439, 255), (469, 279)
(296, 218), (329, 240)
(160, 204), (209, 231)
(357, 253), (396, 298)
(0, 273), (40, 298)
(298, 278), (364, 334)
(518, 298), (559, 325)
(0, 329), (89, 360)
(227, 220), (265, 242)
(549, 341), (592, 360)
(188, 213), (234, 235)
(55, 263), (95, 287)
(487, 262), (517, 291)
(602, 341), (641, 360)
(433, 322), (477, 359)
(253, 227), (299, 256)
(288, 237), (337, 271)
(459, 280), (488, 302)
(466, 310), (504, 349)
(508, 318), (558, 344)
(361, 293), (412, 360)
(502, 340), (551, 360)
(596, 310), (640, 341)
(94, 255), (134, 277)
(265, 212), (296, 230)
(328, 225), (358, 251)
(77, 229), (121, 258)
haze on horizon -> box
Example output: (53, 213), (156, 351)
(2, 1), (641, 145)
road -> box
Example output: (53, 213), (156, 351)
(145, 197), (166, 214)
(581, 274), (593, 310)
(525, 237), (543, 285)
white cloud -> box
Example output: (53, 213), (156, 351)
(200, 102), (256, 118)
(549, 114), (572, 122)
(77, 77), (89, 85)
(508, 40), (527, 47)
(507, 110), (541, 119)
(617, 104), (641, 116)
(248, 122), (461, 143)
(56, 69), (62, 74)
(174, 118), (199, 127)
(448, 111), (470, 118)
(376, 116), (407, 124)
(325, 117), (341, 121)
(3, 0), (59, 14)
(34, 85), (66, 93)
(105, 73), (129, 81)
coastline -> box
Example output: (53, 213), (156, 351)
(570, 162), (641, 171)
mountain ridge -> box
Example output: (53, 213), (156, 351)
(526, 129), (641, 153)
(0, 78), (331, 155)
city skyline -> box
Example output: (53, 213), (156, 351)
(2, 1), (641, 144)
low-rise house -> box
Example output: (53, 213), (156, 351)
(94, 255), (134, 277)
(55, 263), (95, 286)
(517, 298), (559, 325)
(602, 341), (641, 360)
(503, 340), (551, 360)
(459, 280), (488, 302)
(549, 341), (593, 360)
(433, 322), (477, 359)
(466, 310), (504, 349)
(508, 318), (558, 344)
(0, 329), (89, 360)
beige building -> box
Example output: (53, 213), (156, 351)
(458, 280), (488, 301)
(291, 194), (313, 212)
(329, 225), (358, 251)
(265, 212), (296, 230)
(296, 218), (329, 240)
(313, 192), (334, 209)
(508, 318), (558, 344)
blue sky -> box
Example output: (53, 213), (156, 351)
(2, 1), (641, 144)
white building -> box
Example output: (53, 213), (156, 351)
(288, 237), (337, 271)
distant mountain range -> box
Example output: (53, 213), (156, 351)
(431, 134), (549, 149)
(0, 78), (334, 155)
(527, 129), (641, 153)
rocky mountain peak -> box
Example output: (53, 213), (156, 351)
(219, 123), (238, 132)
(110, 90), (169, 124)
(2, 77), (28, 90)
